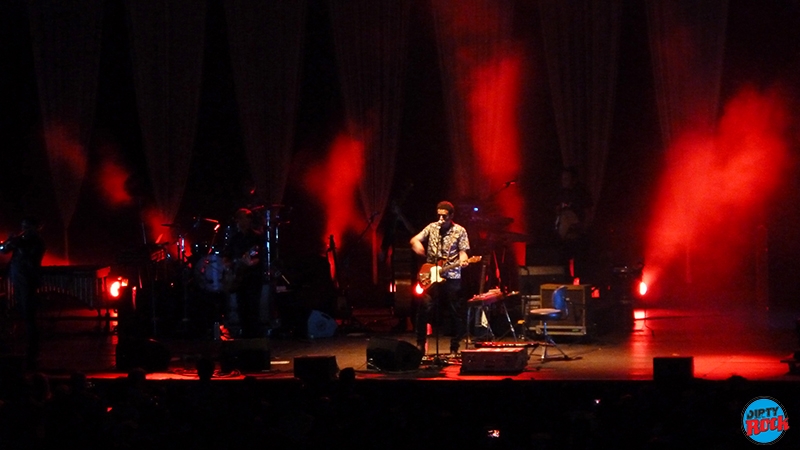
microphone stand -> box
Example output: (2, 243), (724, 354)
(426, 221), (451, 368)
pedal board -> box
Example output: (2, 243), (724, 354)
(460, 347), (528, 374)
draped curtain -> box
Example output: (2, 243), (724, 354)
(224, 0), (308, 206)
(329, 0), (411, 283)
(431, 0), (517, 201)
(646, 0), (728, 151)
(126, 0), (207, 230)
(538, 0), (622, 227)
(28, 0), (105, 261)
(646, 0), (728, 283)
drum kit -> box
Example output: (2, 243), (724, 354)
(149, 205), (291, 336)
(162, 216), (232, 295)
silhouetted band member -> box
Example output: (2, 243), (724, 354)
(1, 217), (46, 368)
(222, 208), (264, 338)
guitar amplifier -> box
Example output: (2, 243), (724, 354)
(518, 265), (569, 295)
(528, 284), (589, 336)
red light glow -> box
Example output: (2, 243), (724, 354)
(644, 87), (791, 299)
(435, 0), (526, 266)
(143, 207), (176, 257)
(44, 123), (88, 180)
(109, 278), (128, 299)
(41, 254), (70, 266)
(97, 158), (133, 207)
(468, 54), (526, 265)
(303, 133), (366, 251)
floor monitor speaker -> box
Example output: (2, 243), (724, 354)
(220, 338), (270, 373)
(366, 337), (423, 371)
(653, 356), (694, 382)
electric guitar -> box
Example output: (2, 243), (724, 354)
(223, 246), (260, 292)
(417, 256), (482, 292)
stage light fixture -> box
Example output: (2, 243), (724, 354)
(611, 262), (644, 331)
(109, 277), (128, 299)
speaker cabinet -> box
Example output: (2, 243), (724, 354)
(116, 338), (171, 373)
(653, 356), (694, 382)
(530, 284), (589, 336)
(220, 338), (270, 373)
(366, 337), (423, 372)
(518, 266), (569, 295)
(294, 355), (339, 384)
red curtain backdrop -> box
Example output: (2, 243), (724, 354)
(28, 0), (105, 261)
(646, 0), (729, 150)
(431, 0), (518, 202)
(431, 0), (527, 268)
(645, 0), (728, 285)
(539, 0), (622, 227)
(329, 0), (411, 283)
(224, 0), (308, 206)
(126, 0), (208, 232)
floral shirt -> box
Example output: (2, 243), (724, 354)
(413, 221), (470, 279)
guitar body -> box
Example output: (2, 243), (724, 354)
(417, 256), (481, 292)
(223, 246), (260, 293)
(417, 262), (442, 291)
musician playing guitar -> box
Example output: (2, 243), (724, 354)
(410, 201), (471, 355)
(221, 208), (264, 338)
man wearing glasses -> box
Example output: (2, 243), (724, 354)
(410, 201), (471, 355)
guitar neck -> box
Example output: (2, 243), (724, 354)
(440, 262), (460, 272)
(437, 256), (480, 273)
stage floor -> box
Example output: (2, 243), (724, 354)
(2, 301), (798, 383)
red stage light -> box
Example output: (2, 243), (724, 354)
(414, 283), (424, 296)
(303, 133), (365, 250)
(643, 87), (790, 301)
(109, 277), (128, 299)
(638, 281), (648, 297)
(97, 159), (133, 207)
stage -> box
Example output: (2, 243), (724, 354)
(1, 294), (799, 448)
(2, 299), (797, 383)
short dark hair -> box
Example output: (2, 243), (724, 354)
(436, 201), (454, 215)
